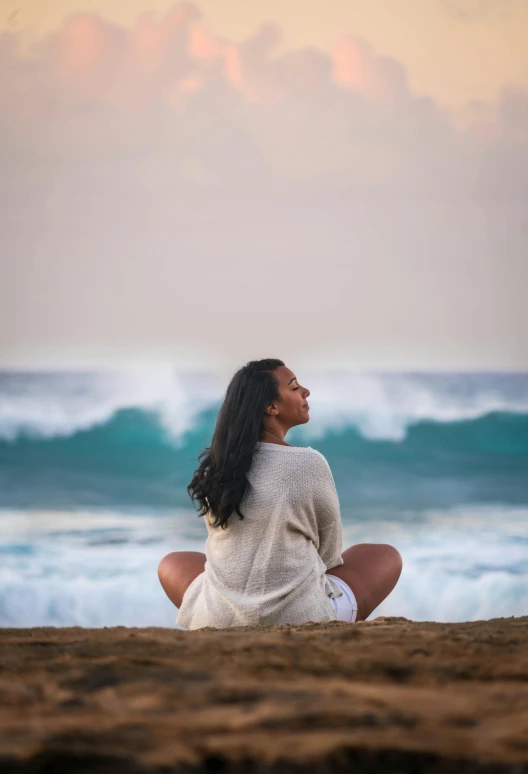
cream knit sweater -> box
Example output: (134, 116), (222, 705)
(176, 442), (344, 630)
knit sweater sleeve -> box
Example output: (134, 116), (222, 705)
(310, 452), (344, 571)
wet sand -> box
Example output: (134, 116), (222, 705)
(1, 615), (527, 773)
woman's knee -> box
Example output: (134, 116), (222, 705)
(158, 550), (204, 577)
(335, 542), (403, 621)
(383, 544), (403, 575)
(158, 552), (171, 573)
(158, 551), (206, 608)
(368, 543), (403, 590)
(158, 551), (178, 582)
(390, 546), (403, 589)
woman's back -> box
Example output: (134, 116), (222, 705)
(176, 443), (344, 629)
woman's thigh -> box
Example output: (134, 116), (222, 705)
(158, 551), (206, 609)
(327, 543), (402, 621)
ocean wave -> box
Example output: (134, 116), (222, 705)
(0, 406), (527, 510)
(1, 368), (527, 443)
(0, 367), (225, 443)
(1, 369), (527, 510)
(298, 370), (528, 442)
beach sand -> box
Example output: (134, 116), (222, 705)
(1, 615), (527, 773)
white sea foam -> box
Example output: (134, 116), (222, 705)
(0, 368), (526, 444)
(0, 367), (225, 443)
(297, 370), (528, 441)
(1, 506), (526, 627)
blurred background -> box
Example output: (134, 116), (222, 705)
(1, 0), (527, 627)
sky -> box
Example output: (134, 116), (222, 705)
(1, 0), (527, 372)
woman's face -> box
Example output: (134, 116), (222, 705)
(272, 365), (311, 428)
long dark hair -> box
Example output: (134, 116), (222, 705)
(187, 358), (285, 529)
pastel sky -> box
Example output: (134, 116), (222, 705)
(1, 0), (527, 371)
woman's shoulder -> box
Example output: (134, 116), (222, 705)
(306, 449), (333, 480)
(305, 447), (328, 463)
(254, 442), (330, 474)
(255, 442), (326, 460)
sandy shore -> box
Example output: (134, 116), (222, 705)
(1, 615), (527, 773)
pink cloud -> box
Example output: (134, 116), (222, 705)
(332, 35), (408, 104)
(187, 21), (223, 61)
(10, 3), (411, 111)
(58, 14), (116, 74)
(0, 1), (525, 193)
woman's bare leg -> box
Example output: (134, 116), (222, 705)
(158, 543), (402, 620)
(158, 551), (206, 609)
(327, 543), (403, 621)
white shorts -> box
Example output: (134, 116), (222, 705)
(327, 573), (359, 623)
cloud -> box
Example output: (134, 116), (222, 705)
(0, 5), (430, 178)
(332, 35), (408, 104)
(0, 1), (525, 195)
(1, 2), (527, 369)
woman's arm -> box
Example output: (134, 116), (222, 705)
(311, 454), (344, 570)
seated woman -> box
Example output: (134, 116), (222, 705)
(158, 358), (402, 629)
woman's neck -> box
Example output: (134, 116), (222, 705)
(260, 428), (291, 446)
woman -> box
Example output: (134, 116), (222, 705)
(158, 358), (402, 628)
